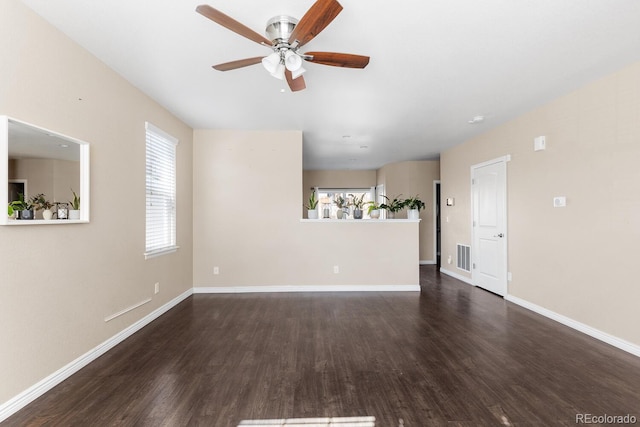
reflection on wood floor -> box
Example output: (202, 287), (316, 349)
(5, 266), (640, 426)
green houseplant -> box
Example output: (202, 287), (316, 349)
(30, 193), (54, 220)
(404, 195), (425, 220)
(334, 195), (347, 219)
(7, 193), (34, 220)
(305, 191), (319, 219)
(68, 188), (81, 220)
(366, 201), (381, 219)
(379, 195), (405, 219)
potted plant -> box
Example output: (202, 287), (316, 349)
(404, 195), (425, 220)
(7, 193), (34, 220)
(334, 195), (347, 219)
(30, 193), (54, 220)
(349, 193), (365, 219)
(68, 189), (81, 220)
(379, 195), (405, 219)
(305, 191), (319, 219)
(367, 201), (381, 219)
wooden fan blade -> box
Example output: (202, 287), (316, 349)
(213, 57), (265, 71)
(304, 52), (370, 68)
(288, 0), (343, 47)
(196, 4), (272, 46)
(285, 70), (306, 92)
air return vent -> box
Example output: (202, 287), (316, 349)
(457, 244), (471, 272)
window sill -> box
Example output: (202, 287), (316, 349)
(3, 219), (89, 225)
(300, 219), (420, 223)
(144, 246), (179, 260)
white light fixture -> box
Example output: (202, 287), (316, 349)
(271, 62), (285, 80)
(261, 52), (281, 74)
(468, 115), (485, 124)
(263, 49), (306, 81)
(284, 50), (306, 79)
(291, 65), (306, 79)
(284, 50), (302, 70)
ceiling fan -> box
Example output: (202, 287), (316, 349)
(196, 0), (369, 92)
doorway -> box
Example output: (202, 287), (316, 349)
(471, 156), (509, 296)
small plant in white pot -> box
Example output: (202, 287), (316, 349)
(366, 201), (381, 219)
(68, 189), (81, 220)
(404, 195), (425, 220)
(31, 193), (54, 220)
(334, 195), (347, 219)
(305, 191), (319, 219)
(379, 195), (405, 219)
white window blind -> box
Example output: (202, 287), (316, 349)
(145, 122), (178, 259)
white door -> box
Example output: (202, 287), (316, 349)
(472, 158), (508, 296)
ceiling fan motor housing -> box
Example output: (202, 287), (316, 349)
(265, 15), (298, 44)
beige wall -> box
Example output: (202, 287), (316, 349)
(192, 130), (419, 287)
(0, 1), (193, 404)
(377, 160), (440, 262)
(441, 60), (640, 347)
(303, 169), (377, 190)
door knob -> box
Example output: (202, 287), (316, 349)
(494, 233), (504, 238)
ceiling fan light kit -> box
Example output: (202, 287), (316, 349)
(261, 52), (281, 74)
(196, 0), (369, 92)
(284, 50), (303, 72)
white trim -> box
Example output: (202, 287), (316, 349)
(144, 245), (179, 260)
(439, 267), (474, 285)
(145, 121), (178, 146)
(104, 298), (152, 322)
(3, 219), (89, 225)
(194, 285), (420, 293)
(0, 117), (7, 220)
(79, 142), (90, 222)
(420, 260), (436, 265)
(505, 295), (640, 358)
(471, 154), (511, 169)
(300, 219), (420, 223)
(433, 180), (440, 266)
(0, 289), (193, 423)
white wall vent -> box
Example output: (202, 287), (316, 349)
(457, 244), (471, 272)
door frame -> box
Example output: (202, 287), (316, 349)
(433, 180), (441, 268)
(470, 155), (510, 296)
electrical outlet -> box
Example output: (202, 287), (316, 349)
(507, 272), (512, 281)
(213, 266), (219, 275)
(553, 196), (566, 207)
(154, 282), (160, 294)
(333, 265), (339, 274)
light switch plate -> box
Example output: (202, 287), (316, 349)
(534, 136), (546, 151)
(553, 196), (566, 207)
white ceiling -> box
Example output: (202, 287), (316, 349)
(20, 0), (640, 170)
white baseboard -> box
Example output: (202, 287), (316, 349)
(439, 267), (473, 285)
(419, 260), (436, 265)
(505, 295), (640, 358)
(0, 289), (193, 423)
(194, 284), (421, 293)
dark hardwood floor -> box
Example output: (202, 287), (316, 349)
(4, 266), (640, 426)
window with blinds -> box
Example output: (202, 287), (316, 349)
(145, 122), (178, 259)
